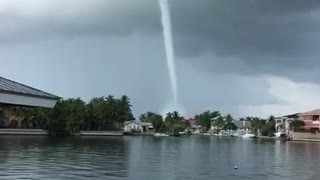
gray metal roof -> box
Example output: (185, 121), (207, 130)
(233, 120), (248, 129)
(0, 77), (60, 100)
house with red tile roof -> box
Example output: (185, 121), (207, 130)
(181, 119), (201, 133)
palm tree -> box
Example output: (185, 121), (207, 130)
(223, 114), (237, 131)
(172, 111), (183, 120)
(139, 113), (148, 122)
(165, 112), (173, 121)
(106, 95), (117, 122)
(268, 115), (275, 123)
(250, 117), (266, 136)
(225, 114), (234, 124)
(87, 97), (106, 130)
(195, 110), (221, 130)
(63, 98), (86, 133)
(245, 116), (253, 121)
(289, 120), (305, 131)
(150, 113), (163, 132)
(119, 95), (133, 122)
(164, 111), (183, 134)
(263, 115), (276, 136)
(139, 112), (157, 122)
(212, 116), (225, 130)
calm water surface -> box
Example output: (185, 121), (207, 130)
(0, 136), (319, 180)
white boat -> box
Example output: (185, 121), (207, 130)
(218, 130), (232, 137)
(242, 133), (256, 138)
(154, 133), (169, 137)
(233, 133), (240, 137)
(274, 132), (286, 138)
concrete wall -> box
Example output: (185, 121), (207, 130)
(0, 128), (48, 135)
(80, 131), (124, 136)
(293, 132), (320, 140)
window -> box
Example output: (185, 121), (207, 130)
(303, 116), (309, 120)
(312, 115), (319, 121)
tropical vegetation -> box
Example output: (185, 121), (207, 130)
(139, 111), (164, 132)
(289, 119), (306, 130)
(164, 111), (184, 134)
(194, 111), (238, 132)
(194, 110), (220, 130)
(139, 111), (184, 134)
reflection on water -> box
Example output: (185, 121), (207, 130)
(0, 136), (319, 180)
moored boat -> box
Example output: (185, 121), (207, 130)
(154, 133), (169, 137)
(274, 132), (286, 138)
(242, 133), (256, 138)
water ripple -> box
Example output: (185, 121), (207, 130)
(0, 136), (320, 179)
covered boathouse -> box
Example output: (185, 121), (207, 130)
(0, 76), (60, 134)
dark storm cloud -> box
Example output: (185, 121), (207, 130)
(170, 0), (320, 61)
(2, 0), (320, 80)
(0, 0), (160, 43)
(2, 0), (319, 117)
(169, 0), (320, 82)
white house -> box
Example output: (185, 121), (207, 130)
(210, 116), (220, 130)
(140, 122), (154, 132)
(124, 121), (154, 133)
(124, 121), (141, 132)
(275, 113), (298, 133)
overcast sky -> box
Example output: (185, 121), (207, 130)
(1, 0), (320, 118)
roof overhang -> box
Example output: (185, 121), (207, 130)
(0, 91), (58, 108)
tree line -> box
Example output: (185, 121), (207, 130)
(0, 96), (306, 136)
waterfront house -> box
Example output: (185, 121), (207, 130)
(182, 119), (201, 133)
(140, 122), (154, 132)
(275, 113), (299, 133)
(210, 116), (220, 131)
(124, 121), (154, 133)
(275, 110), (320, 140)
(234, 120), (250, 130)
(276, 110), (320, 132)
(124, 121), (141, 132)
(298, 109), (320, 132)
(276, 110), (320, 131)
